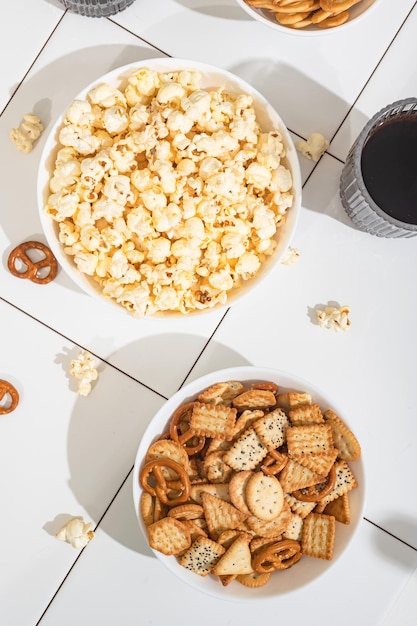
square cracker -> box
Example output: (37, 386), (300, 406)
(253, 408), (289, 450)
(190, 402), (237, 440)
(179, 536), (225, 576)
(223, 427), (268, 471)
(286, 423), (334, 458)
(301, 512), (335, 560)
(288, 403), (324, 426)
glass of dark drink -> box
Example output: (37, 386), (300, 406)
(59, 0), (136, 17)
(340, 98), (417, 238)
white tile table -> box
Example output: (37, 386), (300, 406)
(1, 1), (416, 625)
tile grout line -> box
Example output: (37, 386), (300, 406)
(364, 517), (417, 552)
(299, 0), (417, 187)
(0, 295), (168, 399)
(0, 13), (67, 119)
(106, 17), (173, 57)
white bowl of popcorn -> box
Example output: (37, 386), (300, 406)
(236, 0), (380, 36)
(133, 365), (365, 600)
(37, 58), (301, 318)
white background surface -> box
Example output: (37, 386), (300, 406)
(1, 1), (416, 625)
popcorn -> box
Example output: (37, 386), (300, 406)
(280, 246), (300, 266)
(316, 305), (351, 332)
(10, 113), (44, 153)
(296, 132), (329, 162)
(69, 350), (98, 396)
(56, 517), (94, 549)
(45, 67), (295, 317)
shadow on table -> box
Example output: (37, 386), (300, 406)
(63, 334), (250, 555)
(373, 515), (417, 564)
(173, 0), (248, 20)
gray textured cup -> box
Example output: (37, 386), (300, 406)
(59, 0), (135, 17)
(340, 98), (417, 238)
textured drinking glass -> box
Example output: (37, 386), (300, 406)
(340, 98), (417, 238)
(59, 0), (136, 17)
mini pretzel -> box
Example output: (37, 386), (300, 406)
(169, 402), (206, 456)
(261, 448), (288, 475)
(293, 464), (336, 502)
(8, 241), (58, 284)
(0, 380), (19, 414)
(139, 458), (191, 506)
(252, 539), (302, 573)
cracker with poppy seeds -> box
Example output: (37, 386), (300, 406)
(245, 472), (284, 522)
(202, 492), (248, 538)
(286, 423), (334, 459)
(189, 402), (237, 441)
(323, 409), (361, 461)
(323, 493), (351, 525)
(301, 512), (335, 560)
(190, 482), (231, 505)
(179, 536), (225, 576)
(283, 512), (304, 541)
(223, 427), (268, 471)
(278, 457), (325, 493)
(232, 388), (277, 410)
(317, 460), (358, 507)
(252, 408), (289, 450)
(288, 403), (324, 426)
(147, 517), (191, 556)
(212, 533), (253, 575)
(198, 381), (244, 406)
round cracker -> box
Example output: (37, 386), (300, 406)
(245, 472), (284, 522)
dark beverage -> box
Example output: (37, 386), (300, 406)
(360, 114), (417, 225)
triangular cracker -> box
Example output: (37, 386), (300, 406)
(212, 534), (253, 575)
(201, 492), (248, 537)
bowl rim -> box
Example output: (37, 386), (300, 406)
(37, 57), (302, 319)
(235, 0), (382, 37)
(132, 365), (366, 602)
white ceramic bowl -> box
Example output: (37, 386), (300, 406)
(235, 0), (380, 36)
(132, 365), (365, 601)
(37, 58), (301, 318)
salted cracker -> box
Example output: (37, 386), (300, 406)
(301, 513), (335, 560)
(323, 493), (351, 525)
(294, 447), (338, 476)
(284, 492), (317, 519)
(253, 408), (289, 450)
(197, 381), (244, 405)
(229, 470), (253, 515)
(190, 402), (237, 440)
(212, 533), (253, 575)
(223, 427), (268, 471)
(323, 409), (361, 461)
(288, 403), (324, 426)
(278, 457), (325, 493)
(245, 472), (284, 522)
(276, 391), (312, 411)
(201, 492), (248, 537)
(147, 517), (191, 556)
(179, 536), (225, 576)
(286, 423), (334, 458)
(232, 389), (277, 410)
(189, 482), (230, 505)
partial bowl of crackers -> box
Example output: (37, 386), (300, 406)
(236, 0), (380, 35)
(37, 58), (301, 319)
(132, 365), (365, 600)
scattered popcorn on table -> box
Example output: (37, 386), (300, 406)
(10, 114), (44, 153)
(69, 350), (98, 396)
(316, 305), (351, 332)
(296, 132), (329, 162)
(56, 517), (94, 549)
(44, 67), (295, 317)
(280, 246), (300, 265)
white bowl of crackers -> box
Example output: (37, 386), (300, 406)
(37, 58), (301, 319)
(132, 366), (365, 600)
(236, 0), (380, 35)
